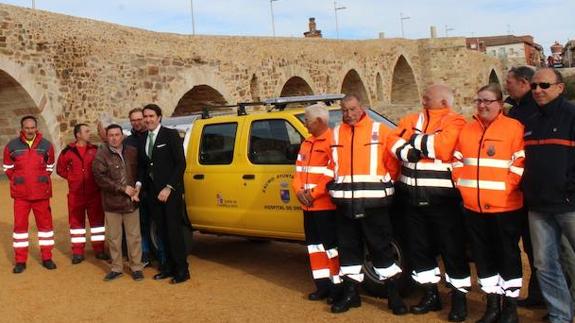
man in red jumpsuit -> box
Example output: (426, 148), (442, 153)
(3, 116), (57, 273)
(57, 123), (108, 264)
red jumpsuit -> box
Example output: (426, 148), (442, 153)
(56, 142), (105, 256)
(3, 131), (55, 263)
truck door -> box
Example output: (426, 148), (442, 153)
(185, 119), (246, 233)
(238, 115), (307, 240)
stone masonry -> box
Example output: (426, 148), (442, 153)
(0, 3), (504, 154)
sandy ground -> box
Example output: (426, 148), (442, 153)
(0, 179), (547, 322)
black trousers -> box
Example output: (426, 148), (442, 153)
(405, 201), (470, 287)
(304, 210), (337, 249)
(465, 209), (523, 296)
(336, 207), (397, 279)
(147, 190), (189, 276)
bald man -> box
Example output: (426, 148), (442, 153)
(389, 84), (470, 322)
(522, 68), (575, 323)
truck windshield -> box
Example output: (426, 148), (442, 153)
(295, 109), (396, 129)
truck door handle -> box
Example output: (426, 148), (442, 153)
(193, 174), (204, 180)
(242, 174), (255, 180)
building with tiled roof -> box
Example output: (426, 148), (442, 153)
(466, 35), (544, 67)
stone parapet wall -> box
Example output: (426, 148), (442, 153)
(0, 3), (503, 149)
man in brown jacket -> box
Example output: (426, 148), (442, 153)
(92, 124), (144, 281)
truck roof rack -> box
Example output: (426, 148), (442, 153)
(200, 94), (345, 118)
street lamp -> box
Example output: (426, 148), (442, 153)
(334, 1), (347, 39)
(445, 25), (454, 37)
(400, 12), (410, 38)
(270, 0), (279, 37)
(190, 0), (196, 35)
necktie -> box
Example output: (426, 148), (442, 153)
(147, 132), (155, 158)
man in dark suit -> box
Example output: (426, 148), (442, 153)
(139, 104), (189, 284)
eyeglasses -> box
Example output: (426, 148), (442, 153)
(530, 82), (559, 90)
(473, 98), (499, 105)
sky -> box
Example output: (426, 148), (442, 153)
(1, 0), (573, 55)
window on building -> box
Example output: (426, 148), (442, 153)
(199, 123), (237, 165)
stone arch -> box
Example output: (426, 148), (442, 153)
(390, 55), (419, 105)
(273, 67), (318, 98)
(173, 85), (229, 116)
(340, 69), (370, 106)
(280, 76), (314, 97)
(489, 69), (501, 85)
(0, 58), (60, 153)
(160, 67), (234, 117)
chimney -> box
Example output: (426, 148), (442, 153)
(304, 17), (322, 38)
(430, 26), (437, 39)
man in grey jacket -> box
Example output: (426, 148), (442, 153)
(92, 124), (144, 281)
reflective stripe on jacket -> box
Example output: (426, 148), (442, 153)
(452, 113), (524, 213)
(3, 131), (54, 200)
(328, 114), (397, 218)
(388, 108), (465, 205)
(292, 129), (336, 211)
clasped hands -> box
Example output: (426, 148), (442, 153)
(296, 189), (314, 207)
(124, 185), (141, 202)
(124, 186), (172, 203)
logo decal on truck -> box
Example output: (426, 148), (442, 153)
(280, 181), (290, 204)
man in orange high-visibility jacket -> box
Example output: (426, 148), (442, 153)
(292, 103), (341, 305)
(3, 116), (57, 274)
(328, 95), (406, 315)
(388, 84), (470, 322)
(452, 84), (525, 323)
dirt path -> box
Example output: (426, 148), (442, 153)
(0, 179), (546, 322)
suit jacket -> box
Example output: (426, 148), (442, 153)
(138, 126), (186, 195)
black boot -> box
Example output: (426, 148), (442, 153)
(386, 280), (408, 315)
(330, 280), (361, 313)
(327, 282), (343, 305)
(476, 293), (501, 323)
(308, 278), (331, 301)
(448, 289), (467, 322)
(500, 297), (519, 323)
(411, 284), (442, 314)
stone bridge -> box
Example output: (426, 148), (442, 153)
(0, 4), (504, 152)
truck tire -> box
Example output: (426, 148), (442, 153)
(361, 239), (415, 298)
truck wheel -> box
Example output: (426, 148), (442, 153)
(361, 239), (414, 298)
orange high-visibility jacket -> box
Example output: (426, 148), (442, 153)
(292, 129), (336, 211)
(388, 108), (466, 205)
(329, 114), (398, 218)
(452, 113), (525, 213)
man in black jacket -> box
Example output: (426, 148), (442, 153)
(523, 68), (575, 323)
(504, 66), (545, 308)
(139, 104), (189, 284)
(126, 107), (164, 267)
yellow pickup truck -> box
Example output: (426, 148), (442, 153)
(181, 95), (411, 296)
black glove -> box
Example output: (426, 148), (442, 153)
(406, 148), (422, 163)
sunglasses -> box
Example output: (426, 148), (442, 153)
(530, 82), (559, 90)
